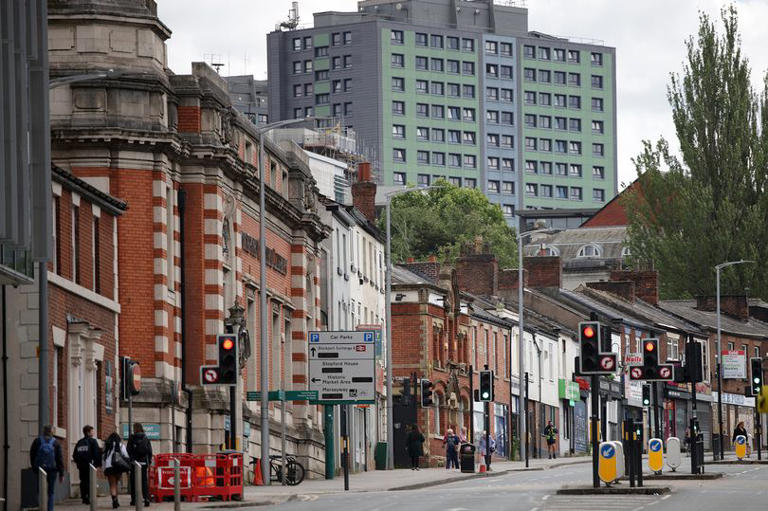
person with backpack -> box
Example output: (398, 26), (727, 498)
(30, 425), (64, 511)
(544, 420), (558, 459)
(127, 423), (153, 507)
(443, 428), (460, 470)
(72, 425), (102, 504)
(103, 432), (130, 508)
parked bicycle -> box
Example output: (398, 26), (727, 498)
(248, 455), (305, 486)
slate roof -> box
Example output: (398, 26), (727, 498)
(523, 226), (627, 260)
(579, 287), (706, 337)
(658, 300), (768, 340)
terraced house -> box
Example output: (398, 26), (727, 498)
(267, 0), (617, 225)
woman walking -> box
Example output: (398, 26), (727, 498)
(103, 432), (130, 508)
(406, 424), (425, 470)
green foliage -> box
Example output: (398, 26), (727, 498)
(624, 6), (768, 299)
(381, 179), (518, 267)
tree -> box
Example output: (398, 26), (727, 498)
(381, 179), (518, 267)
(624, 6), (768, 299)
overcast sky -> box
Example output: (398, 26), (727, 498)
(158, 0), (768, 189)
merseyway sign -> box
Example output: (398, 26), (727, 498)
(308, 330), (376, 405)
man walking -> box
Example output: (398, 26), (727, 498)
(72, 425), (102, 504)
(30, 425), (64, 511)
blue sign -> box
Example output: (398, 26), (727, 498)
(600, 444), (615, 458)
(650, 439), (662, 452)
(736, 436), (746, 445)
(363, 332), (373, 342)
(310, 333), (320, 343)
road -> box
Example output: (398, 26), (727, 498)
(259, 463), (768, 511)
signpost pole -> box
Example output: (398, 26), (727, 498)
(591, 374), (599, 489)
(281, 395), (287, 485)
(524, 372), (529, 468)
(469, 365), (474, 444)
(342, 405), (350, 491)
(653, 382), (661, 440)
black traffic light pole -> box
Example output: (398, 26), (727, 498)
(589, 312), (599, 489)
(469, 365), (474, 444)
(484, 364), (491, 468)
(652, 381), (661, 440)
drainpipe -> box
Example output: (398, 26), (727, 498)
(178, 189), (193, 452)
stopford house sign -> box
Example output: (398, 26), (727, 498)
(241, 232), (287, 275)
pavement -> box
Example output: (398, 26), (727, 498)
(55, 454), (590, 509)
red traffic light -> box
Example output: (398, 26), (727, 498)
(645, 341), (656, 352)
(222, 338), (235, 350)
(582, 326), (596, 338)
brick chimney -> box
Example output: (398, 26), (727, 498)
(587, 280), (636, 301)
(454, 239), (498, 296)
(400, 258), (441, 283)
(696, 295), (749, 320)
(610, 270), (659, 305)
(523, 256), (562, 288)
(498, 268), (528, 291)
(351, 161), (377, 223)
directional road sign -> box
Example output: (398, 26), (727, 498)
(599, 353), (617, 372)
(308, 331), (376, 404)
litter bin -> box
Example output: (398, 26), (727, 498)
(374, 442), (387, 470)
(460, 443), (475, 473)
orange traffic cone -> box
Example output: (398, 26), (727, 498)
(253, 458), (263, 486)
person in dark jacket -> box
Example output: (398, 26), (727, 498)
(443, 428), (460, 470)
(72, 425), (102, 504)
(127, 423), (153, 507)
(732, 421), (748, 444)
(30, 425), (64, 511)
(406, 424), (425, 470)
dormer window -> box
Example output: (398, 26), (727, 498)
(577, 244), (601, 257)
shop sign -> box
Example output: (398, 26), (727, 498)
(721, 350), (746, 379)
(711, 392), (755, 407)
(558, 379), (580, 402)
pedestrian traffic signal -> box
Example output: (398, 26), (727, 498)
(642, 384), (651, 407)
(218, 334), (238, 384)
(479, 370), (494, 402)
(421, 379), (434, 407)
(578, 321), (601, 374)
(750, 357), (763, 396)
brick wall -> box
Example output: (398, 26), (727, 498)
(586, 280), (635, 301)
(400, 261), (440, 283)
(696, 295), (749, 320)
(177, 105), (201, 133)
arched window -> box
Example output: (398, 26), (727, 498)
(621, 246), (631, 258)
(577, 244), (601, 257)
(538, 245), (559, 256)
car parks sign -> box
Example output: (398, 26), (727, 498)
(308, 331), (375, 404)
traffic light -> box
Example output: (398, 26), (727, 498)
(642, 384), (651, 407)
(217, 334), (238, 384)
(578, 321), (601, 373)
(684, 341), (703, 383)
(750, 357), (763, 396)
(421, 379), (434, 407)
(642, 338), (659, 379)
(479, 370), (494, 402)
(121, 356), (141, 399)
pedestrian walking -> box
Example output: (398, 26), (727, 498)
(103, 432), (130, 508)
(127, 423), (153, 507)
(478, 431), (495, 469)
(72, 425), (102, 504)
(732, 421), (747, 448)
(443, 428), (460, 470)
(406, 424), (425, 470)
(30, 425), (64, 511)
(544, 420), (558, 459)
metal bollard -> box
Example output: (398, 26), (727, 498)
(39, 467), (48, 511)
(133, 461), (143, 511)
(173, 459), (181, 511)
(89, 464), (97, 511)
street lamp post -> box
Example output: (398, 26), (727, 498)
(516, 226), (558, 463)
(714, 259), (754, 460)
(385, 185), (444, 470)
(256, 117), (313, 484)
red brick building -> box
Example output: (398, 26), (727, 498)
(46, 0), (329, 478)
(391, 262), (516, 466)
